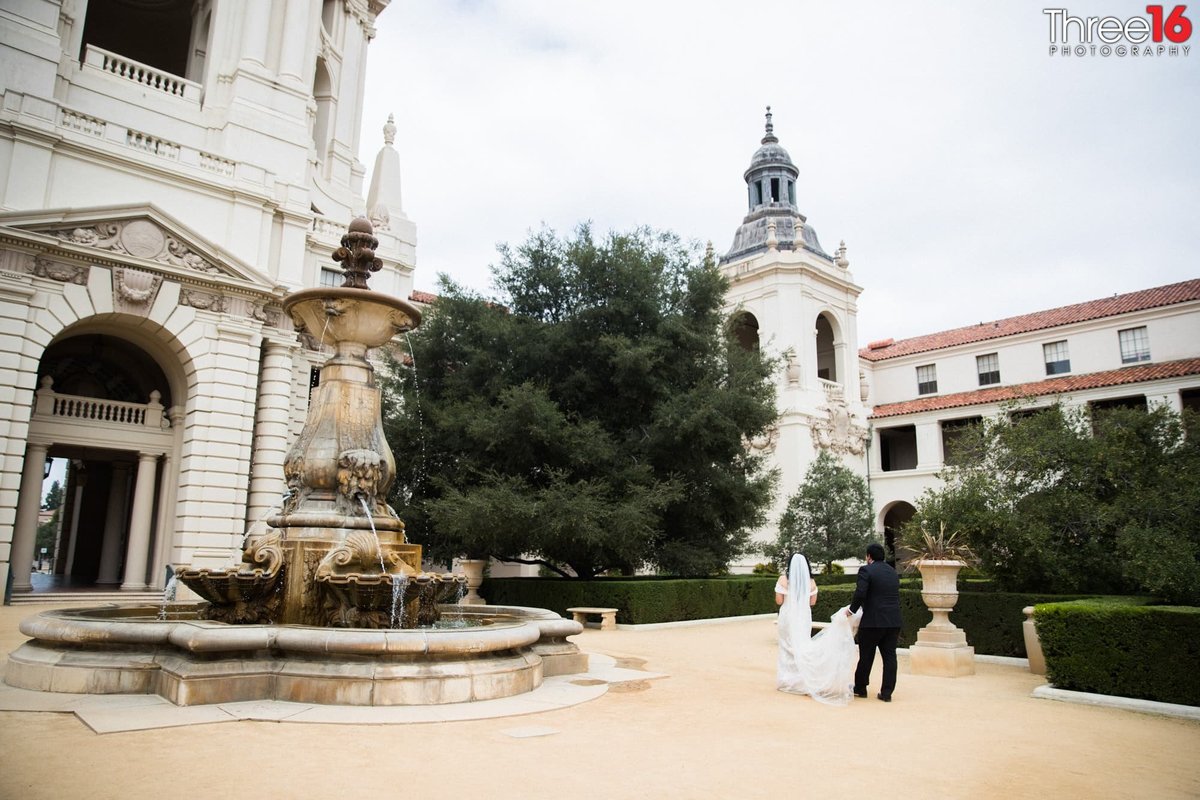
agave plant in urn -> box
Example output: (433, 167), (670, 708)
(900, 522), (979, 677)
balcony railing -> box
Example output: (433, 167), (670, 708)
(34, 379), (168, 430)
(82, 45), (201, 102)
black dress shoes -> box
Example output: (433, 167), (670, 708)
(877, 693), (892, 702)
(852, 688), (868, 698)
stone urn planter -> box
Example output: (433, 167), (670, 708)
(1022, 606), (1046, 675)
(909, 559), (975, 677)
(459, 558), (487, 605)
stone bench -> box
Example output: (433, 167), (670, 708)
(567, 607), (618, 630)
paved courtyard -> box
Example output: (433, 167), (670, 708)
(0, 601), (1196, 799)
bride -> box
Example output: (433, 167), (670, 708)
(774, 553), (862, 705)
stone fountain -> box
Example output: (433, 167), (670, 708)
(4, 219), (586, 706)
(177, 217), (460, 630)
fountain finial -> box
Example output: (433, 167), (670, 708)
(333, 218), (383, 289)
(383, 113), (396, 146)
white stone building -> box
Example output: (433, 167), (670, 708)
(0, 0), (414, 598)
(861, 279), (1200, 553)
(721, 112), (1200, 561)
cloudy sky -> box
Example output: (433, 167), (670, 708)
(360, 0), (1199, 345)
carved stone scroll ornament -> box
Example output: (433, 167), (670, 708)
(810, 402), (869, 456)
(251, 303), (281, 327)
(49, 219), (222, 274)
(30, 256), (88, 284)
(747, 422), (780, 454)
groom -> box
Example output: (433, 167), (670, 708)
(847, 542), (902, 702)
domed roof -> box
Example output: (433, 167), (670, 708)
(744, 107), (797, 179)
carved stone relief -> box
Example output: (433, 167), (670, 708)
(29, 256), (88, 284)
(810, 401), (868, 456)
(180, 288), (227, 313)
(113, 267), (163, 314)
(47, 219), (222, 274)
(747, 422), (780, 454)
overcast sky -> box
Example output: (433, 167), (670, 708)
(360, 1), (1199, 345)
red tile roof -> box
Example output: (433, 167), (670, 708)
(869, 357), (1200, 419)
(409, 290), (438, 305)
(859, 279), (1200, 362)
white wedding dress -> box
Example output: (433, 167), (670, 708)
(775, 554), (862, 706)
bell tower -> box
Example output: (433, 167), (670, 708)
(720, 108), (870, 560)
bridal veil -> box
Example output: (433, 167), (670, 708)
(777, 553), (861, 706)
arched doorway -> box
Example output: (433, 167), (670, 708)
(28, 329), (182, 592)
(882, 501), (916, 563)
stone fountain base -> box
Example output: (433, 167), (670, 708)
(5, 604), (586, 706)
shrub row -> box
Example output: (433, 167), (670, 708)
(1035, 599), (1199, 707)
(483, 576), (1089, 656)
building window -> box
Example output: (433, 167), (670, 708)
(976, 353), (1000, 386)
(1043, 340), (1070, 375)
(940, 416), (982, 466)
(916, 364), (937, 395)
(319, 268), (341, 288)
(1118, 326), (1150, 364)
(879, 426), (918, 472)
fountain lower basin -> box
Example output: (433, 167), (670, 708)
(6, 604), (587, 706)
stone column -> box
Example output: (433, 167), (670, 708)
(63, 471), (87, 574)
(246, 339), (295, 529)
(120, 453), (160, 591)
(241, 1), (272, 67)
(95, 463), (132, 585)
(278, 0), (315, 84)
(9, 442), (48, 593)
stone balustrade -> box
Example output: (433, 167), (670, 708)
(83, 45), (202, 102)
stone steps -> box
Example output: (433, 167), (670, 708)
(8, 591), (165, 605)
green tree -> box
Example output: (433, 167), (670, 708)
(766, 451), (874, 572)
(908, 403), (1200, 603)
(382, 224), (779, 577)
(35, 508), (59, 562)
(42, 479), (63, 511)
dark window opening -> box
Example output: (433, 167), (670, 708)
(731, 312), (760, 352)
(81, 0), (194, 78)
(308, 367), (321, 401)
(752, 182), (763, 206)
(787, 181), (795, 205)
(1009, 406), (1049, 424)
(815, 314), (837, 382)
(940, 416), (982, 466)
(879, 425), (918, 472)
(1089, 395), (1147, 414)
(1182, 387), (1200, 414)
(770, 178), (781, 202)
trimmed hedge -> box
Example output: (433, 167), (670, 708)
(1035, 599), (1200, 706)
(482, 576), (780, 624)
(483, 576), (1092, 655)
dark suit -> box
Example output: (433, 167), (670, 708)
(849, 559), (902, 699)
